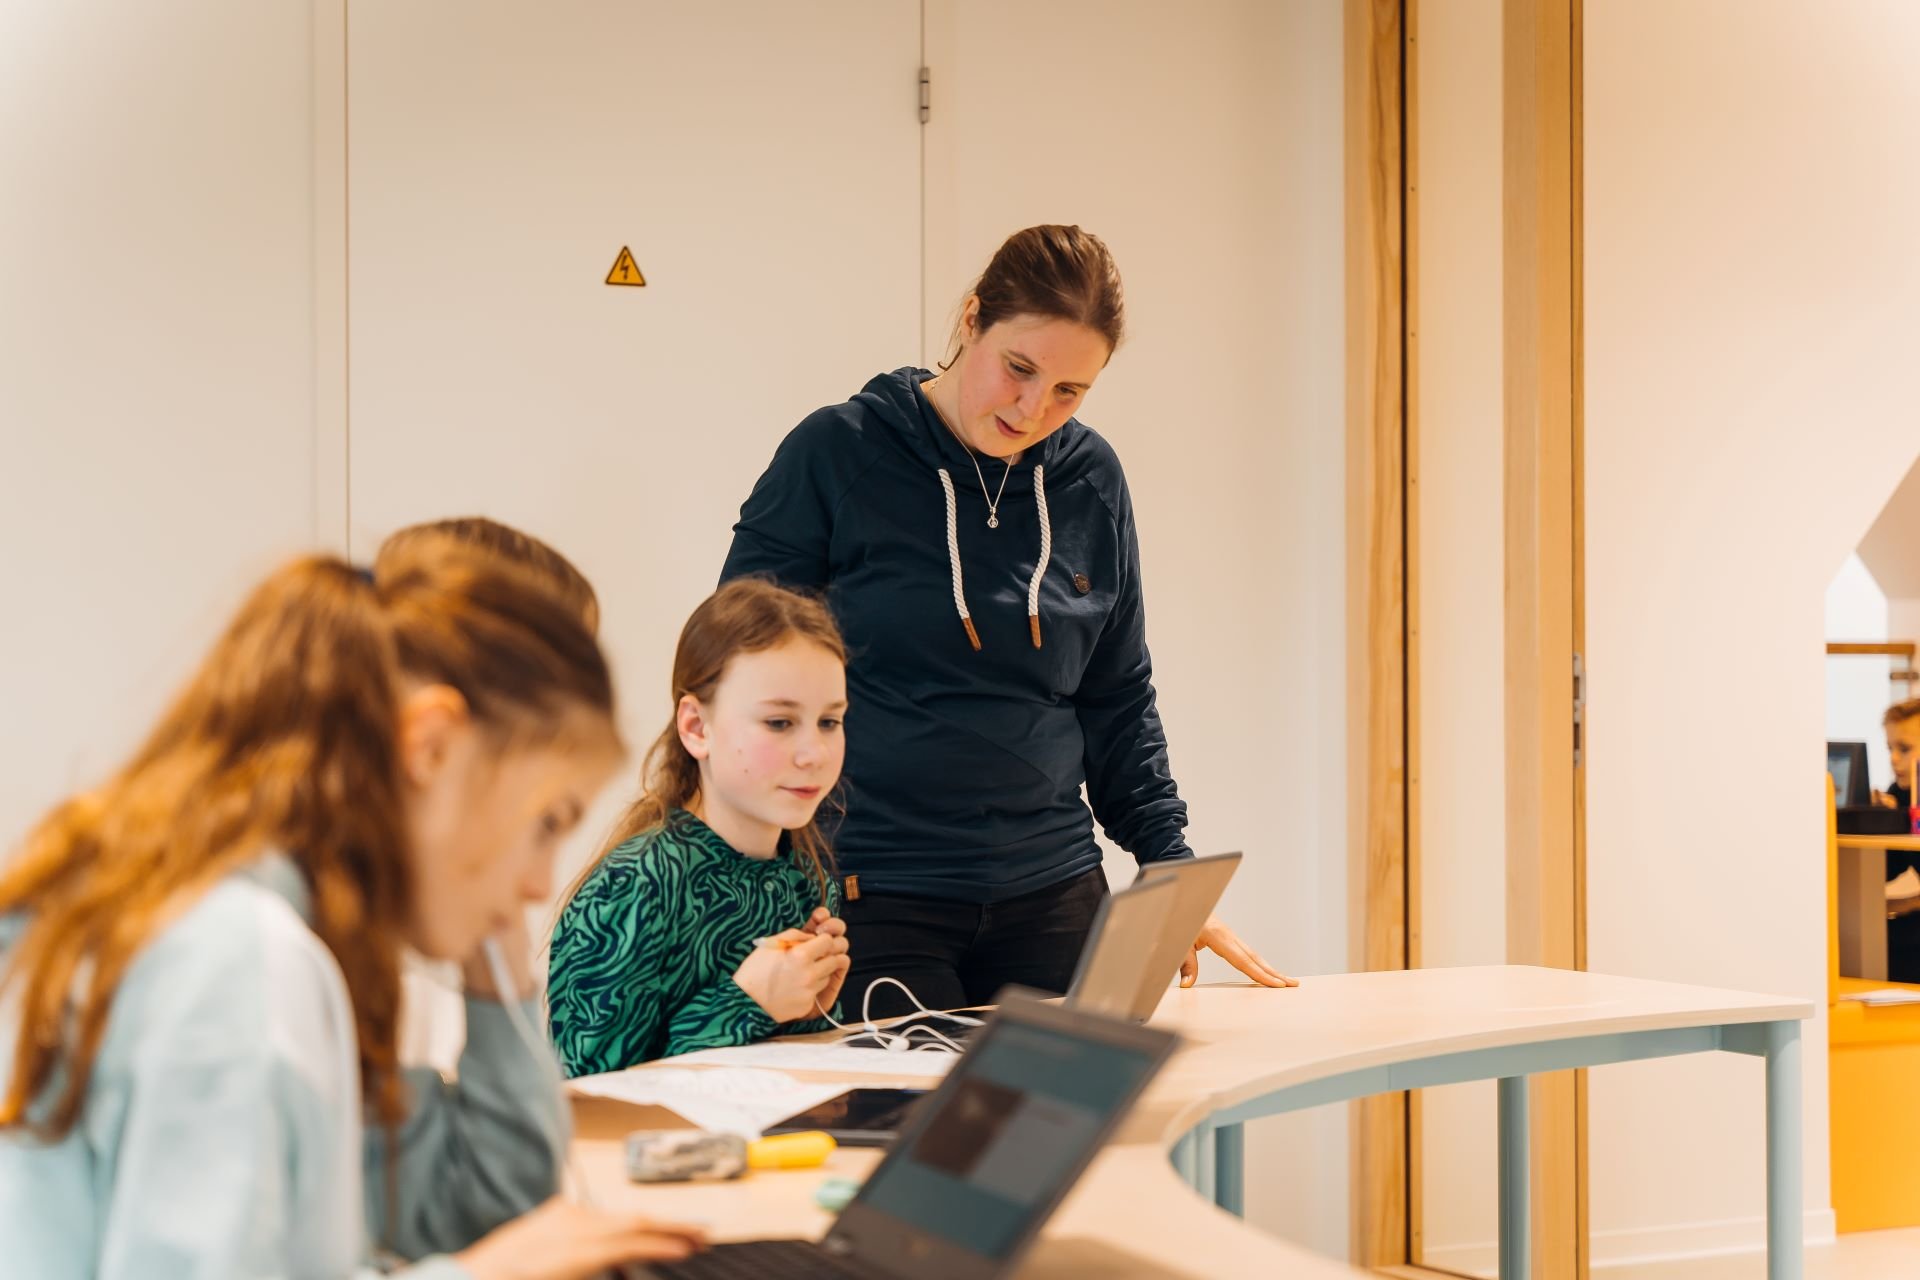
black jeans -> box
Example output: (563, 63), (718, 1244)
(838, 867), (1109, 1020)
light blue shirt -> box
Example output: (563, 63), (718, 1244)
(0, 853), (566, 1278)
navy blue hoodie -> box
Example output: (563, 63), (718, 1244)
(721, 368), (1189, 902)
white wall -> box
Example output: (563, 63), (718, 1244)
(1858, 457), (1920, 749)
(1410, 0), (1506, 1271)
(1858, 457), (1920, 601)
(1825, 555), (1893, 793)
(0, 1), (322, 842)
(1892, 600), (1920, 725)
(340, 0), (922, 883)
(1586, 1), (1920, 1264)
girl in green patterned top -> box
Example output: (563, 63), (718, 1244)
(547, 579), (852, 1076)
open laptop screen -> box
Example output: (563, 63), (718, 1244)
(1063, 874), (1179, 1021)
(852, 1016), (1163, 1259)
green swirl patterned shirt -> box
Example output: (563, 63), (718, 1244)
(547, 809), (842, 1077)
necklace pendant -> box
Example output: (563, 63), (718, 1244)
(987, 515), (1000, 529)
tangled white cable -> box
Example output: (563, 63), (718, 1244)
(812, 976), (986, 1055)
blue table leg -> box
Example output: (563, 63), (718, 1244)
(1499, 1075), (1530, 1280)
(1765, 1020), (1803, 1280)
(1214, 1120), (1246, 1217)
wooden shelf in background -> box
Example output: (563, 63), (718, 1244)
(1829, 642), (1917, 659)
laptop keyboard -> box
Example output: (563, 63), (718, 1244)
(641, 1240), (862, 1279)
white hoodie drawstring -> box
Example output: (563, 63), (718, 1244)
(1026, 465), (1050, 649)
(938, 469), (983, 651)
(937, 464), (1052, 652)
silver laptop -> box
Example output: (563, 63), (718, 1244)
(643, 992), (1178, 1280)
(836, 852), (1242, 1048)
(1067, 851), (1244, 1023)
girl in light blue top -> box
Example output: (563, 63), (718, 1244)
(0, 548), (705, 1279)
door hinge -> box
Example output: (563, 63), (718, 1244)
(1573, 651), (1586, 768)
(919, 66), (931, 124)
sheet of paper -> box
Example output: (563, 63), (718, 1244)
(1887, 866), (1920, 901)
(1839, 987), (1920, 1006)
(666, 1040), (961, 1080)
(568, 1066), (853, 1137)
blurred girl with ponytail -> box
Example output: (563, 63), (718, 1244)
(0, 547), (704, 1279)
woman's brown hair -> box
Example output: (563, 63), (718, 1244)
(941, 224), (1126, 368)
(377, 515), (600, 635)
(0, 548), (618, 1142)
(564, 577), (847, 910)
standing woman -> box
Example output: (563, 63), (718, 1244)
(723, 225), (1294, 1016)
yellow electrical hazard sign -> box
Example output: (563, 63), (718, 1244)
(605, 246), (646, 287)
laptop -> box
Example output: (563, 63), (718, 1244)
(1118, 851), (1244, 1019)
(1070, 851), (1244, 1022)
(643, 992), (1178, 1280)
(837, 851), (1243, 1050)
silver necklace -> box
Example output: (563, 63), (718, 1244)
(964, 446), (1013, 528)
(928, 379), (1013, 528)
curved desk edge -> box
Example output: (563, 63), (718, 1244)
(1140, 968), (1812, 1280)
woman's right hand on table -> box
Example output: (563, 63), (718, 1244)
(734, 927), (850, 1021)
(454, 1196), (707, 1279)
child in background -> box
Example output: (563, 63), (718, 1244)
(547, 579), (851, 1076)
(1875, 699), (1920, 983)
(0, 550), (705, 1278)
(376, 516), (600, 634)
(1871, 696), (1919, 820)
(371, 518), (612, 1257)
(375, 517), (600, 1072)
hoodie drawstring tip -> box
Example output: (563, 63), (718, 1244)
(1029, 617), (1042, 649)
(962, 617), (983, 651)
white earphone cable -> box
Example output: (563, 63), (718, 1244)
(810, 975), (984, 1055)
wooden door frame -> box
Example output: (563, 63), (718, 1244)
(1350, 0), (1586, 1274)
(1501, 2), (1586, 1277)
(1345, 0), (1411, 1263)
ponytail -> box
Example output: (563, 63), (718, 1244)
(1, 549), (617, 1141)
